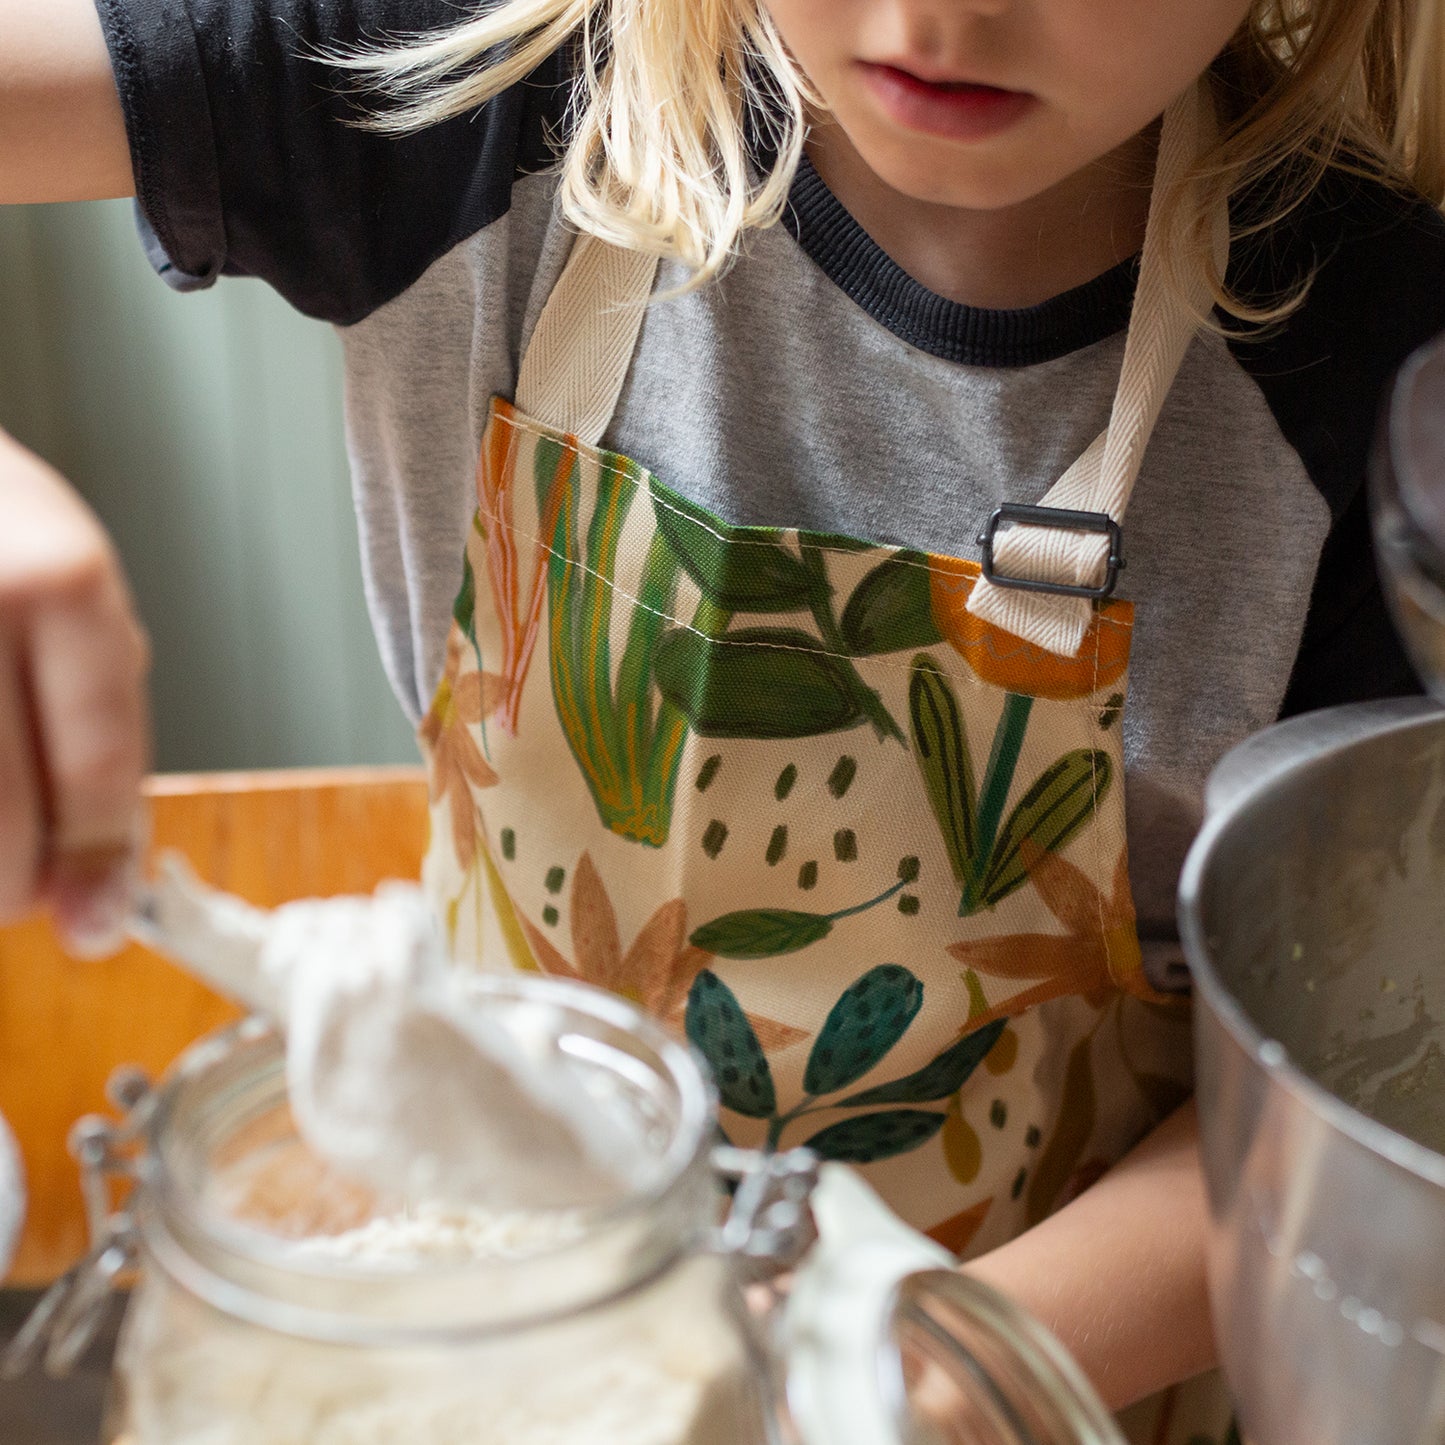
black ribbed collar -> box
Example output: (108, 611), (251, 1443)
(782, 153), (1140, 368)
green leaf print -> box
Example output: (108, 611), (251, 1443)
(651, 481), (826, 613)
(803, 964), (925, 1096)
(636, 494), (908, 745)
(690, 909), (835, 960)
(979, 749), (1112, 907)
(685, 971), (777, 1118)
(546, 452), (691, 847)
(837, 1019), (1007, 1106)
(452, 547), (477, 634)
(803, 1109), (946, 1164)
(796, 543), (906, 744)
(654, 627), (867, 738)
(615, 533), (690, 810)
(909, 658), (1111, 919)
(533, 433), (572, 515)
(967, 692), (1034, 900)
(690, 875), (910, 960)
(840, 553), (944, 656)
(909, 656), (978, 883)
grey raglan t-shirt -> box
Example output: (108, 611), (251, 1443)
(93, 0), (1445, 991)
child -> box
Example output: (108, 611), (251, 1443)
(1, 0), (1442, 1438)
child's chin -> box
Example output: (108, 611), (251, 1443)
(845, 130), (1072, 215)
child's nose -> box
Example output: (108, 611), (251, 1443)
(895, 0), (1016, 54)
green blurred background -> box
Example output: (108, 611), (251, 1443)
(0, 200), (416, 772)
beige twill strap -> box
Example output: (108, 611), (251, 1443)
(966, 82), (1229, 655)
(514, 231), (660, 448)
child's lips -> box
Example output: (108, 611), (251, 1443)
(857, 62), (1037, 142)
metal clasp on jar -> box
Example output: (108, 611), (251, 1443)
(1, 1066), (156, 1380)
(710, 1146), (820, 1274)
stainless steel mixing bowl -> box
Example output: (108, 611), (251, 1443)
(1179, 698), (1445, 1445)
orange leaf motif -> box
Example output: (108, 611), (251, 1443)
(622, 901), (689, 1012)
(476, 400), (576, 735)
(947, 841), (1163, 1027)
(747, 1013), (810, 1052)
(517, 853), (715, 1032)
(926, 1196), (993, 1256)
(419, 628), (500, 871)
(570, 854), (625, 994)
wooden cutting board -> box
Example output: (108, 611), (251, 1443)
(0, 768), (428, 1285)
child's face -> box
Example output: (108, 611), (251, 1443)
(765, 0), (1254, 208)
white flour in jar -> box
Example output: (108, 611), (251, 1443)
(284, 1200), (590, 1264)
(129, 1345), (744, 1445)
(124, 1200), (753, 1445)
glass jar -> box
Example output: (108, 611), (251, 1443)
(12, 974), (1126, 1445)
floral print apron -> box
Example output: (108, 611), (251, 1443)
(420, 87), (1234, 1445)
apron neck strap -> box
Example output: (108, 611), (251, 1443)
(967, 81), (1229, 655)
(514, 84), (1225, 657)
(515, 232), (661, 447)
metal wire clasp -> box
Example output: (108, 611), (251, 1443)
(1, 1066), (155, 1380)
(709, 1146), (820, 1270)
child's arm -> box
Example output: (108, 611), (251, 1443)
(964, 1101), (1214, 1410)
(0, 0), (133, 201)
(0, 430), (151, 952)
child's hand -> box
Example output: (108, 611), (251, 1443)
(0, 428), (150, 954)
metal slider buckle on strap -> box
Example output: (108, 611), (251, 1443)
(977, 503), (1126, 600)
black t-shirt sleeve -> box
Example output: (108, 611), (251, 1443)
(1227, 170), (1445, 714)
(92, 0), (568, 324)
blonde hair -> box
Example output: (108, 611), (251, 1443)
(1183, 0), (1445, 321)
(338, 0), (1444, 320)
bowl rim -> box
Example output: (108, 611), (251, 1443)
(1178, 698), (1445, 1191)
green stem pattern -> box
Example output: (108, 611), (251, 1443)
(826, 877), (908, 923)
(963, 692), (1034, 912)
(766, 1096), (824, 1151)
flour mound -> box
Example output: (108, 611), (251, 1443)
(287, 1201), (589, 1266)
